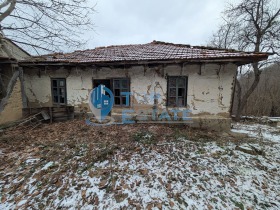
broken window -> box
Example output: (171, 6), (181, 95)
(93, 79), (111, 97)
(167, 76), (187, 107)
(113, 78), (130, 106)
(92, 78), (130, 107)
(52, 78), (66, 105)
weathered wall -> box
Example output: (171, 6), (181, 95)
(0, 39), (30, 60)
(0, 37), (30, 125)
(0, 64), (24, 125)
(23, 63), (237, 130)
(0, 78), (23, 125)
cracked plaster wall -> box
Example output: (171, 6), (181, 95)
(23, 63), (237, 118)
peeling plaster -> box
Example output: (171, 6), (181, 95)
(23, 63), (237, 117)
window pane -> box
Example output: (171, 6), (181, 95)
(53, 88), (58, 96)
(122, 89), (129, 93)
(113, 79), (129, 106)
(178, 97), (184, 106)
(60, 96), (65, 104)
(169, 77), (176, 87)
(59, 88), (65, 96)
(121, 79), (128, 88)
(52, 79), (66, 104)
(167, 76), (187, 107)
(115, 89), (120, 96)
(168, 97), (176, 106)
(177, 78), (185, 87)
(59, 80), (65, 86)
(122, 97), (127, 105)
(53, 80), (57, 87)
(169, 88), (176, 97)
(178, 88), (185, 97)
(115, 97), (121, 105)
(114, 80), (120, 88)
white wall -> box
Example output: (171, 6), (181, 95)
(23, 63), (237, 117)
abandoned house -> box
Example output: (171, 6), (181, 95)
(19, 41), (268, 130)
(0, 36), (30, 125)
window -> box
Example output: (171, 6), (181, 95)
(93, 79), (111, 97)
(113, 78), (130, 106)
(167, 76), (187, 107)
(52, 78), (66, 105)
(92, 78), (130, 107)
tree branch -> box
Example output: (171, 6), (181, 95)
(1, 0), (95, 54)
(0, 0), (16, 22)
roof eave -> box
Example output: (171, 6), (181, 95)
(19, 55), (269, 67)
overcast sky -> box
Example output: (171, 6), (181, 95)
(85, 0), (239, 49)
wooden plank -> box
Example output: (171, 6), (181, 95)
(22, 106), (74, 122)
(49, 107), (53, 123)
(52, 109), (67, 113)
(52, 107), (68, 111)
(52, 113), (68, 118)
(52, 117), (69, 122)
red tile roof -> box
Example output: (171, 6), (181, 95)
(22, 41), (268, 64)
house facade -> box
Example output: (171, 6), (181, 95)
(20, 41), (268, 130)
(0, 37), (30, 125)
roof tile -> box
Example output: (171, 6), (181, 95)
(23, 40), (268, 64)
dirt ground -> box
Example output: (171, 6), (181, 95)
(0, 120), (279, 209)
(0, 120), (242, 167)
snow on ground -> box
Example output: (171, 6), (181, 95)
(232, 123), (280, 142)
(0, 122), (279, 209)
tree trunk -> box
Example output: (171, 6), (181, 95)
(235, 63), (261, 121)
(234, 79), (242, 119)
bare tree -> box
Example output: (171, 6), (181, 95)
(0, 0), (95, 115)
(239, 64), (280, 117)
(0, 0), (95, 54)
(210, 0), (280, 121)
